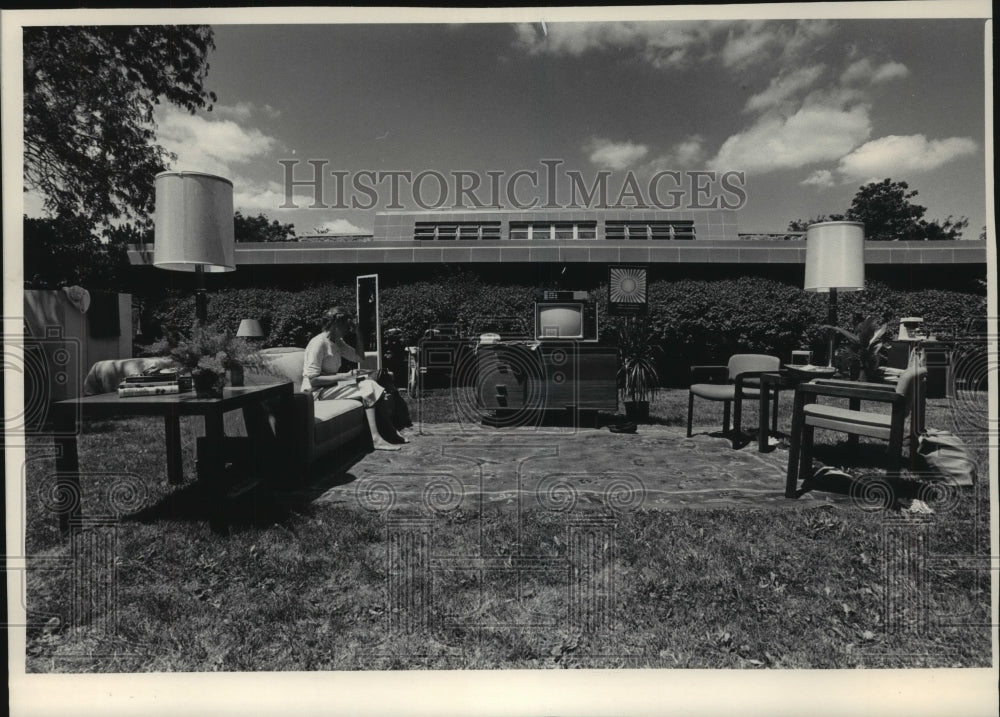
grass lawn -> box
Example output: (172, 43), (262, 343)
(20, 386), (992, 671)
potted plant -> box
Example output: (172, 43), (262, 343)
(822, 315), (889, 382)
(149, 324), (255, 398)
(616, 317), (661, 422)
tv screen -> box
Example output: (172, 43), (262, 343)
(535, 303), (584, 339)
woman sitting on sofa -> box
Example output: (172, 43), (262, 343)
(302, 306), (406, 451)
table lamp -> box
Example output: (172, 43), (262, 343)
(153, 171), (235, 324)
(236, 319), (264, 340)
(804, 221), (865, 366)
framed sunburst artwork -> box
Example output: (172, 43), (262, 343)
(608, 265), (648, 315)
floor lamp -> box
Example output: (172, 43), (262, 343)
(153, 171), (235, 324)
(804, 221), (865, 366)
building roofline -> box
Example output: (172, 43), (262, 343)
(127, 239), (989, 267)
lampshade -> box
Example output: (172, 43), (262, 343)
(153, 171), (235, 272)
(803, 221), (865, 292)
(236, 319), (264, 338)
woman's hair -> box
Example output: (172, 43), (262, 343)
(321, 306), (352, 332)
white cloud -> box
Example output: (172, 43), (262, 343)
(872, 61), (909, 83)
(721, 19), (834, 69)
(233, 180), (320, 214)
(213, 101), (282, 121)
(710, 105), (871, 174)
(585, 137), (649, 170)
(744, 65), (826, 113)
(644, 135), (706, 171)
(513, 21), (715, 70)
(841, 58), (909, 85)
(315, 219), (368, 235)
(780, 19), (835, 61)
(720, 21), (778, 68)
(213, 101), (254, 121)
(156, 106), (279, 177)
(837, 134), (977, 179)
(671, 136), (706, 167)
(514, 20), (835, 73)
(800, 169), (835, 188)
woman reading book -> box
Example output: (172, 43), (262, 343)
(302, 306), (407, 451)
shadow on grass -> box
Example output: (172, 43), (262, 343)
(796, 441), (957, 505)
(122, 447), (369, 534)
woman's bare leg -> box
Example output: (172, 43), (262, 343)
(366, 407), (401, 450)
(375, 397), (409, 443)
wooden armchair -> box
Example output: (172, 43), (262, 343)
(785, 366), (927, 498)
(687, 354), (781, 442)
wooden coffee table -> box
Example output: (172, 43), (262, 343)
(51, 382), (293, 535)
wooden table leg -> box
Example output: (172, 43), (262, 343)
(785, 391), (804, 498)
(847, 397), (860, 451)
(758, 382), (770, 452)
(52, 404), (81, 536)
(164, 411), (183, 485)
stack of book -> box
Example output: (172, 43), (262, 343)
(117, 371), (190, 397)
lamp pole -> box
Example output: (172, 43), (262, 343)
(195, 265), (208, 325)
(826, 287), (838, 367)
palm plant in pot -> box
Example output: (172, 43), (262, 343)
(149, 323), (255, 398)
(616, 316), (661, 421)
(822, 315), (889, 382)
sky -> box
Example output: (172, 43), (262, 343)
(21, 11), (991, 237)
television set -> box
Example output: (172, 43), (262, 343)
(534, 296), (599, 341)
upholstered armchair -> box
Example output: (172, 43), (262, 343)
(687, 354), (781, 444)
(785, 366), (927, 498)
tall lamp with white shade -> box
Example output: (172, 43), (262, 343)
(153, 171), (235, 324)
(804, 221), (866, 366)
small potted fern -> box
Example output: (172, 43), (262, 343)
(616, 317), (661, 422)
(149, 323), (255, 398)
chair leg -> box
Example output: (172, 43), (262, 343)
(771, 392), (779, 433)
(798, 424), (815, 486)
(686, 392), (694, 437)
(786, 392), (805, 498)
(722, 400), (731, 435)
(733, 395), (742, 436)
(887, 427), (904, 482)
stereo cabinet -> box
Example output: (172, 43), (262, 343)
(476, 342), (618, 424)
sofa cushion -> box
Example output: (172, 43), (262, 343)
(313, 399), (365, 445)
(313, 398), (362, 423)
(258, 349), (306, 388)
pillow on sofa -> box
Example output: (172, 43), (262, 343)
(254, 348), (305, 390)
(83, 356), (175, 395)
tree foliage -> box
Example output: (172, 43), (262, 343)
(23, 215), (132, 290)
(234, 212), (297, 242)
(789, 179), (968, 240)
(23, 25), (217, 228)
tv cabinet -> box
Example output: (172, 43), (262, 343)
(476, 342), (618, 423)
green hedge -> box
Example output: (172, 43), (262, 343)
(141, 273), (986, 385)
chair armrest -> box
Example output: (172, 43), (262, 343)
(796, 382), (905, 403)
(690, 365), (728, 384)
(734, 370), (775, 391)
(810, 378), (895, 391)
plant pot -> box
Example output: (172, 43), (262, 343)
(192, 368), (226, 398)
(624, 400), (649, 422)
(228, 364), (245, 387)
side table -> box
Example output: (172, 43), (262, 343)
(51, 382), (293, 535)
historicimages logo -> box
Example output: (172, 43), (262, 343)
(279, 159), (747, 212)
